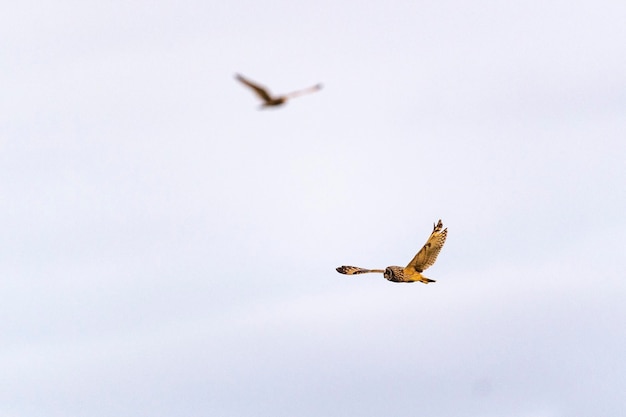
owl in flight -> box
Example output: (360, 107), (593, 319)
(235, 73), (322, 108)
(336, 220), (448, 283)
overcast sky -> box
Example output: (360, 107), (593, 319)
(1, 1), (625, 416)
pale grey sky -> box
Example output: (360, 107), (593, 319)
(1, 1), (625, 416)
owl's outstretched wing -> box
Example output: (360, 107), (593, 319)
(235, 74), (273, 102)
(284, 84), (323, 99)
(405, 220), (447, 273)
(336, 266), (384, 275)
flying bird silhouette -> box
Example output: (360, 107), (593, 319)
(235, 73), (322, 108)
(336, 220), (448, 283)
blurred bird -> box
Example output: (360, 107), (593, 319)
(235, 73), (322, 108)
(336, 220), (448, 284)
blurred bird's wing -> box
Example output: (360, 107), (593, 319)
(405, 220), (448, 273)
(336, 266), (384, 275)
(235, 74), (274, 102)
(283, 84), (323, 99)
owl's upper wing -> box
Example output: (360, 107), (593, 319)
(405, 220), (448, 273)
(235, 74), (273, 102)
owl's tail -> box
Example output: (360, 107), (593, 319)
(414, 273), (436, 284)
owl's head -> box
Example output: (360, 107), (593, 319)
(383, 267), (395, 281)
(384, 266), (405, 282)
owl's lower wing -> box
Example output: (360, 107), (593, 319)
(284, 84), (323, 99)
(405, 219), (448, 272)
(336, 266), (384, 275)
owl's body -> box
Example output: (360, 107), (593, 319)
(336, 220), (448, 284)
(384, 266), (436, 283)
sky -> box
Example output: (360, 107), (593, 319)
(1, 1), (625, 416)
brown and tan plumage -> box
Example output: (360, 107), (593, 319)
(235, 73), (322, 108)
(336, 220), (448, 284)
